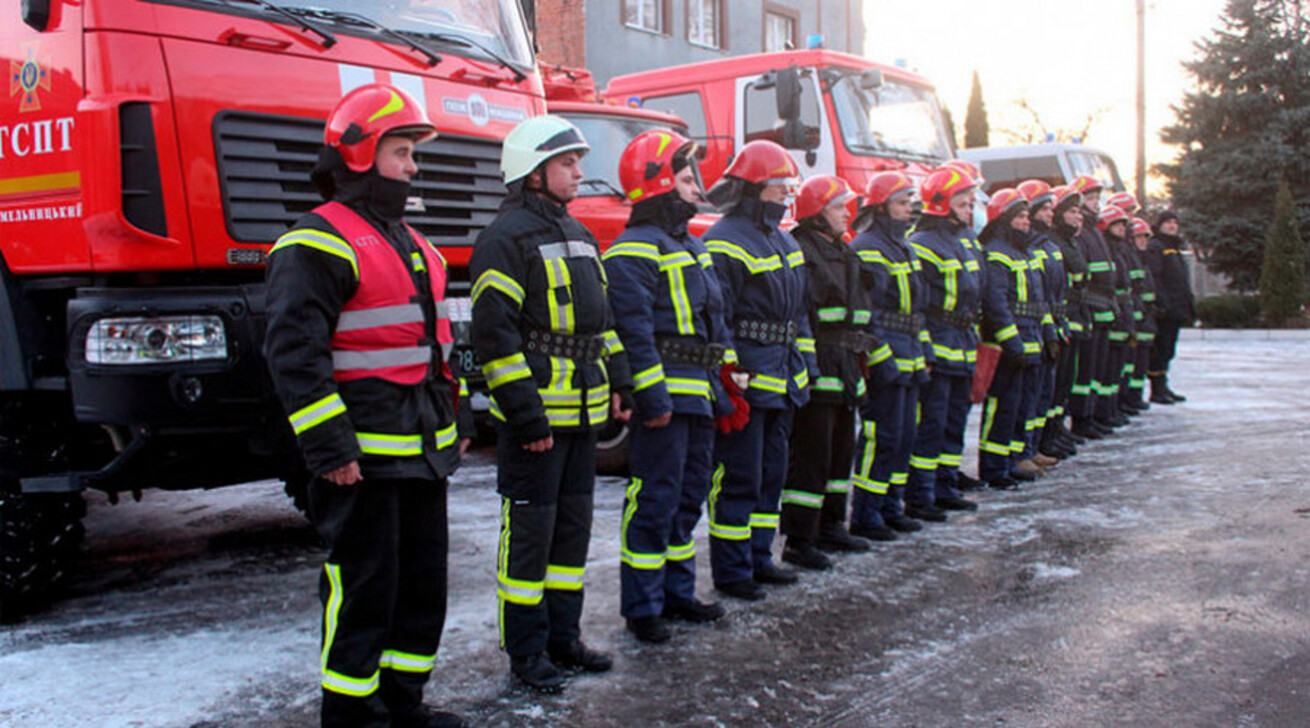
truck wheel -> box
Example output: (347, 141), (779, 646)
(0, 488), (85, 623)
(594, 421), (630, 476)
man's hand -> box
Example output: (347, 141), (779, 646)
(611, 392), (633, 423)
(644, 411), (673, 429)
(523, 435), (554, 453)
(459, 437), (472, 457)
(324, 461), (363, 486)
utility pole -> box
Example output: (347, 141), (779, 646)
(1135, 0), (1147, 203)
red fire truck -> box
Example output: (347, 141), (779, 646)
(0, 0), (542, 618)
(603, 49), (956, 193)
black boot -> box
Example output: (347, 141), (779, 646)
(816, 524), (873, 552)
(956, 473), (985, 491)
(1072, 418), (1104, 440)
(663, 598), (725, 623)
(935, 494), (978, 511)
(849, 523), (898, 542)
(904, 502), (948, 522)
(1150, 376), (1176, 404)
(885, 514), (923, 533)
(754, 561), (800, 585)
(782, 540), (833, 571)
(511, 654), (568, 693)
(548, 640), (612, 673)
(987, 476), (1021, 491)
(392, 705), (468, 728)
(626, 616), (672, 644)
(1163, 378), (1187, 402)
(716, 579), (766, 601)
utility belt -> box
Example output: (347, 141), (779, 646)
(1050, 302), (1068, 319)
(523, 329), (604, 361)
(735, 319), (797, 346)
(1083, 290), (1116, 310)
(1011, 301), (1047, 320)
(927, 307), (979, 329)
(656, 336), (727, 367)
(816, 328), (879, 354)
(872, 311), (926, 335)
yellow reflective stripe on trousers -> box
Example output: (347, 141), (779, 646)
(708, 463), (750, 540)
(320, 563), (381, 696)
(497, 499), (545, 606)
(621, 477), (667, 570)
(979, 396), (1010, 455)
(667, 540), (695, 561)
(750, 512), (780, 529)
(825, 479), (850, 494)
(289, 392), (346, 435)
(545, 563), (585, 591)
(271, 229), (359, 279)
(472, 268), (526, 307)
(379, 649), (436, 673)
(483, 352), (532, 389)
(781, 489), (824, 509)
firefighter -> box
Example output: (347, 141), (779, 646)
(602, 129), (728, 644)
(781, 175), (894, 569)
(850, 171), (935, 541)
(1018, 179), (1073, 462)
(264, 83), (468, 728)
(905, 166), (985, 505)
(1046, 186), (1091, 449)
(1095, 204), (1137, 425)
(1145, 210), (1194, 403)
(1068, 175), (1118, 439)
(469, 115), (632, 692)
(702, 140), (816, 601)
(1106, 191), (1150, 413)
(977, 189), (1047, 488)
(1129, 216), (1161, 408)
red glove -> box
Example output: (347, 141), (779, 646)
(715, 365), (752, 434)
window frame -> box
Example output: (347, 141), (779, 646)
(763, 4), (799, 52)
(622, 0), (671, 35)
(686, 0), (726, 50)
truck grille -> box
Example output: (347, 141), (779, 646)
(214, 111), (506, 246)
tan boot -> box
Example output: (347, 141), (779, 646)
(1014, 458), (1046, 478)
(1032, 453), (1061, 468)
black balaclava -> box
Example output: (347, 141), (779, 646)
(628, 192), (697, 236)
(980, 205), (1027, 247)
(311, 143), (412, 221)
(1053, 199), (1081, 240)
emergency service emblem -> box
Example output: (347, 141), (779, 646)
(10, 47), (50, 113)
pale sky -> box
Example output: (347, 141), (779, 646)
(863, 0), (1231, 197)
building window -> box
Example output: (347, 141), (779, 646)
(623, 0), (665, 34)
(764, 8), (797, 52)
(687, 0), (722, 49)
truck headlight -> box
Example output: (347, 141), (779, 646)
(85, 315), (228, 364)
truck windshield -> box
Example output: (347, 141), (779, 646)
(181, 0), (534, 68)
(562, 113), (687, 197)
(830, 74), (952, 162)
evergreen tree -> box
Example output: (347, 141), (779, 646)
(964, 70), (989, 149)
(1157, 0), (1310, 291)
(941, 105), (959, 153)
(1259, 179), (1306, 325)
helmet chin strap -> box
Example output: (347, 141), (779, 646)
(526, 168), (570, 206)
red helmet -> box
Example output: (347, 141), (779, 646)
(325, 83), (437, 172)
(864, 171), (915, 206)
(1105, 191), (1140, 215)
(723, 140), (800, 185)
(1130, 217), (1152, 238)
(1017, 179), (1055, 210)
(618, 128), (699, 202)
(1069, 175), (1104, 196)
(943, 159), (984, 185)
(986, 188), (1028, 224)
(1052, 184), (1083, 213)
(920, 167), (977, 217)
(1096, 204), (1130, 232)
(795, 175), (856, 221)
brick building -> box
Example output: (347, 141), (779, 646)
(525, 0), (866, 86)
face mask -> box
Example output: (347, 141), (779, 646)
(368, 175), (412, 220)
(971, 190), (989, 236)
(762, 201), (788, 227)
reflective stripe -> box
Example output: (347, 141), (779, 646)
(435, 423), (459, 450)
(333, 346), (431, 371)
(357, 432), (423, 456)
(909, 455), (937, 471)
(750, 374), (788, 394)
(851, 474), (889, 494)
(786, 250), (805, 267)
(796, 337), (817, 354)
(540, 240), (597, 261)
(938, 452), (963, 468)
(621, 478), (666, 570)
(666, 377), (713, 398)
(979, 396), (1010, 455)
(336, 303), (424, 332)
(289, 393), (347, 435)
(545, 564), (585, 590)
(379, 649), (436, 673)
(472, 268), (526, 307)
(706, 240), (783, 274)
(667, 540), (695, 561)
(1087, 260), (1113, 273)
(602, 241), (660, 263)
(814, 376), (845, 392)
(602, 329), (624, 355)
(498, 574), (545, 605)
(667, 264), (697, 335)
(750, 512), (780, 529)
(994, 324), (1019, 342)
(633, 363), (666, 392)
(933, 344), (966, 361)
(271, 229), (360, 278)
(781, 489), (824, 509)
(793, 369), (810, 390)
(543, 256), (575, 333)
(321, 563), (380, 696)
(890, 471), (908, 485)
(868, 343), (893, 366)
(852, 309), (872, 325)
(708, 463), (750, 540)
(323, 668), (380, 697)
(483, 353), (532, 389)
(825, 479), (850, 494)
(817, 306), (848, 322)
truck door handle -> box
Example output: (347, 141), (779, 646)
(218, 29), (293, 52)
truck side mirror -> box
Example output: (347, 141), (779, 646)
(859, 68), (884, 90)
(22, 0), (52, 31)
(775, 66), (801, 123)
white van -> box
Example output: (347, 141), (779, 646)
(959, 143), (1125, 194)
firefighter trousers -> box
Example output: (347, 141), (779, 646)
(781, 403), (856, 543)
(1071, 326), (1108, 421)
(494, 426), (596, 659)
(851, 382), (916, 529)
(1045, 337), (1079, 444)
(709, 406), (793, 586)
(907, 373), (972, 506)
(308, 477), (448, 728)
(980, 359), (1027, 482)
(1021, 359), (1048, 458)
(1095, 340), (1128, 421)
(1150, 319), (1181, 375)
(621, 413), (715, 619)
(1126, 340), (1151, 405)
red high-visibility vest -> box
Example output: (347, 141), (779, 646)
(316, 201), (452, 385)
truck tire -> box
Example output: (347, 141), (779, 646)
(0, 489), (85, 623)
(594, 421), (630, 476)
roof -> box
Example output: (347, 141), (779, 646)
(604, 49), (936, 98)
(959, 143), (1115, 161)
(546, 100), (688, 129)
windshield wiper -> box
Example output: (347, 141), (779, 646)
(580, 178), (624, 197)
(294, 8), (442, 66)
(403, 30), (526, 83)
(211, 0), (337, 48)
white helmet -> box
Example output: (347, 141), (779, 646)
(500, 115), (590, 185)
